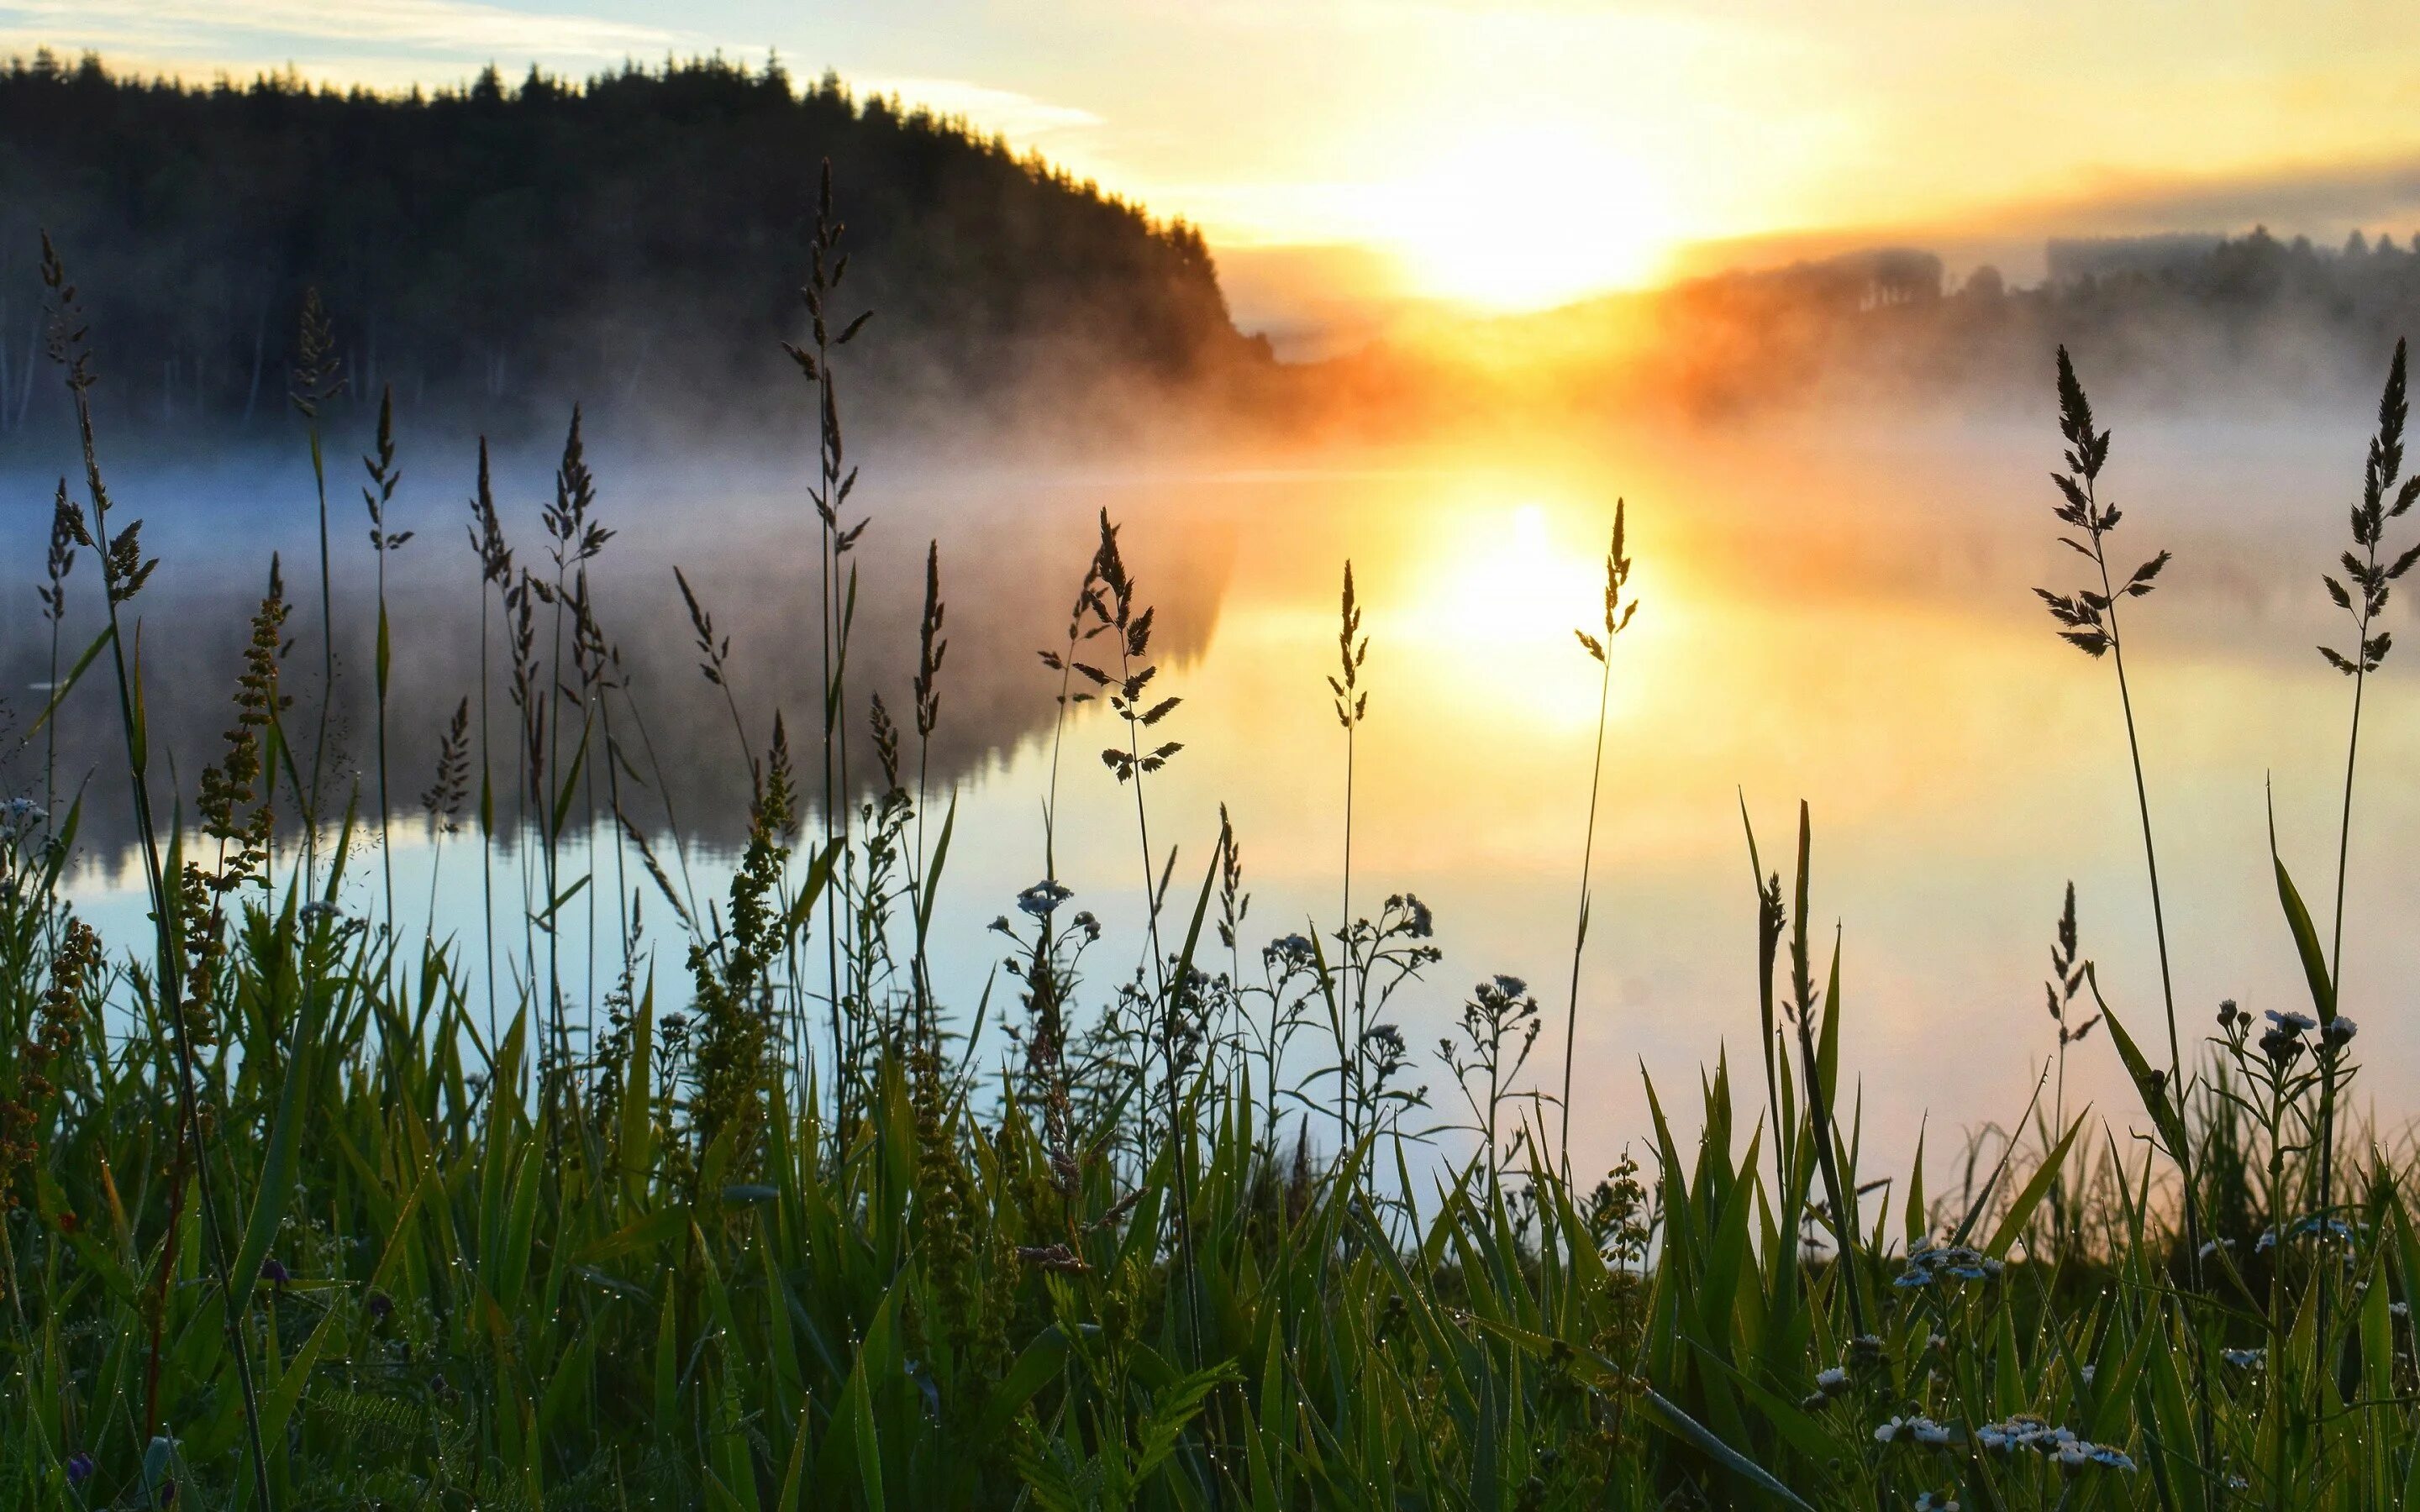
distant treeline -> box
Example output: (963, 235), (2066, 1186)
(1326, 227), (2420, 422)
(1650, 227), (2420, 411)
(0, 51), (1262, 445)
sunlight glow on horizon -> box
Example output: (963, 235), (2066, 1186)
(1360, 129), (1677, 310)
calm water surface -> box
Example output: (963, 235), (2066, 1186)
(7, 407), (2415, 1184)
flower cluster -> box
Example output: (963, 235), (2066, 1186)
(2261, 1008), (2317, 1066)
(1016, 879), (1074, 919)
(1873, 1415), (1953, 1445)
(1265, 932), (1317, 970)
(1972, 1415), (2135, 1469)
(1894, 1242), (2005, 1289)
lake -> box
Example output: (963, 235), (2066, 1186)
(8, 403), (2415, 1188)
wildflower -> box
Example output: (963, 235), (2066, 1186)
(2258, 1024), (2305, 1068)
(2392, 1301), (2409, 1319)
(2255, 1229), (2278, 1253)
(2216, 999), (2242, 1029)
(260, 1257), (291, 1287)
(2080, 1365), (2096, 1385)
(1914, 1495), (1959, 1512)
(1016, 879), (1074, 919)
(65, 1452), (94, 1484)
(2265, 1008), (2317, 1034)
(298, 900), (340, 925)
(1071, 910), (1102, 942)
(1815, 1366), (1849, 1395)
(2197, 1236), (2236, 1258)
(1898, 1242), (2001, 1288)
(2325, 1016), (2358, 1046)
(1972, 1416), (2133, 1470)
(1266, 932), (1316, 967)
(2221, 1347), (2265, 1369)
(0, 796), (40, 827)
(1874, 1415), (1949, 1446)
(987, 915), (1013, 935)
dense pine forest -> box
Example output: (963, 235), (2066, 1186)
(0, 51), (1260, 444)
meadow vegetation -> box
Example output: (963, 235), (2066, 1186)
(10, 174), (2420, 1512)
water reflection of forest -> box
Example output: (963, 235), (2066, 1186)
(0, 465), (1233, 853)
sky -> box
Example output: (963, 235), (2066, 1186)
(11, 1), (2420, 326)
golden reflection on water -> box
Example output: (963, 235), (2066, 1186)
(1007, 419), (2420, 1179)
(50, 415), (2420, 1181)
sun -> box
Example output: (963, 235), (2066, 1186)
(1370, 128), (1674, 312)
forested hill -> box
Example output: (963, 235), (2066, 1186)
(0, 52), (1263, 445)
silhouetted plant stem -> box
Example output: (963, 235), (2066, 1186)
(1786, 803), (1865, 1344)
(910, 541), (948, 1038)
(786, 159), (871, 1132)
(292, 289), (341, 894)
(2312, 337), (2417, 1371)
(1565, 502), (1634, 1180)
(2037, 345), (2211, 1502)
(38, 480), (75, 840)
(1328, 561), (1367, 1161)
(469, 438), (512, 1049)
(363, 385), (410, 937)
(43, 231), (275, 1512)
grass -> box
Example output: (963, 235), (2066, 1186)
(8, 186), (2420, 1511)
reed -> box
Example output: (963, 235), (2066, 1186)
(2040, 881), (2097, 1252)
(289, 289), (342, 891)
(35, 481), (72, 836)
(361, 385), (412, 933)
(785, 158), (874, 1136)
(2033, 345), (2213, 1494)
(37, 232), (272, 1509)
(1328, 559), (1367, 1161)
(2308, 338), (2418, 1357)
(1563, 500), (1635, 1179)
(466, 438), (512, 1045)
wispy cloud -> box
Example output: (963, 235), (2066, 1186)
(0, 0), (696, 69)
(849, 76), (1103, 140)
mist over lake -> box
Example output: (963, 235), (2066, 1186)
(12, 400), (2409, 1182)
